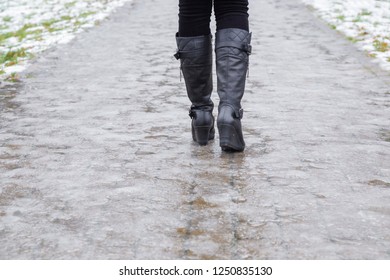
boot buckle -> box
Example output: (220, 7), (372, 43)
(247, 44), (252, 55)
(189, 109), (196, 119)
(235, 108), (244, 119)
(174, 50), (180, 60)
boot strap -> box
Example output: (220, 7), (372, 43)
(174, 49), (211, 60)
(189, 105), (214, 119)
(215, 42), (252, 55)
(219, 105), (244, 119)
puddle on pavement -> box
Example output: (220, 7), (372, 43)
(367, 179), (390, 188)
(367, 207), (390, 216)
(176, 151), (256, 259)
(0, 82), (23, 113)
(379, 129), (390, 142)
(0, 162), (22, 170)
(176, 228), (205, 236)
(187, 197), (217, 209)
(0, 183), (41, 207)
(182, 249), (218, 260)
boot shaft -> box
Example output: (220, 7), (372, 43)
(215, 28), (252, 112)
(215, 28), (252, 152)
(175, 34), (213, 107)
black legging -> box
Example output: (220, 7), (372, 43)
(178, 0), (249, 37)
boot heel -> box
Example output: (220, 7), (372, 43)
(194, 126), (214, 146)
(218, 124), (245, 152)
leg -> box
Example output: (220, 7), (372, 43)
(214, 0), (249, 32)
(175, 0), (215, 145)
(178, 0), (212, 37)
(214, 0), (251, 152)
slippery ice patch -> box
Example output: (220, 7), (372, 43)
(0, 0), (133, 81)
(301, 0), (390, 71)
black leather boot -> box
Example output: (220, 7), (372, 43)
(175, 34), (215, 146)
(215, 28), (252, 152)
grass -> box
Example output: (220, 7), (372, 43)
(73, 20), (87, 31)
(79, 11), (97, 18)
(352, 16), (362, 23)
(64, 1), (77, 9)
(5, 72), (21, 82)
(0, 23), (39, 43)
(42, 19), (60, 29)
(0, 9), (95, 74)
(373, 40), (389, 52)
(347, 37), (363, 43)
(25, 13), (37, 20)
(368, 53), (377, 58)
(13, 23), (38, 41)
(360, 9), (372, 17)
(0, 17), (69, 48)
(358, 30), (369, 37)
(3, 16), (12, 22)
(353, 10), (373, 23)
(336, 15), (345, 21)
(0, 48), (28, 66)
(61, 15), (73, 21)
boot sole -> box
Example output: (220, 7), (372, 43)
(218, 124), (245, 152)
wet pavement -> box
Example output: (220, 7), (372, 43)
(1, 0), (390, 259)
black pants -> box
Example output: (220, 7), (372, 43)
(178, 0), (249, 37)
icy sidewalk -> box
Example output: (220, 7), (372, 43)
(0, 0), (390, 259)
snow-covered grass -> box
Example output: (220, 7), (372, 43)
(0, 0), (132, 82)
(302, 0), (390, 71)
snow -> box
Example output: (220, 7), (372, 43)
(0, 0), (133, 80)
(301, 0), (390, 71)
